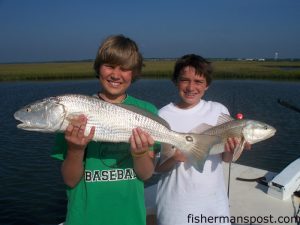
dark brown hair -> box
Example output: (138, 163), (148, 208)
(172, 54), (213, 86)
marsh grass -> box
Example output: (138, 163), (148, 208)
(0, 60), (300, 81)
(212, 61), (300, 80)
(142, 60), (174, 79)
(0, 62), (95, 81)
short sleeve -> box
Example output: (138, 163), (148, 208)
(51, 133), (67, 161)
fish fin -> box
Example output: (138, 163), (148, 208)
(217, 113), (235, 125)
(232, 138), (246, 162)
(189, 123), (213, 133)
(183, 134), (221, 172)
(158, 143), (176, 166)
(65, 113), (85, 121)
(209, 143), (226, 155)
(116, 104), (171, 128)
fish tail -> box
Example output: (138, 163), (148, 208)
(180, 133), (221, 171)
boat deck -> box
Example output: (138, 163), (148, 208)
(145, 163), (300, 225)
(223, 163), (299, 225)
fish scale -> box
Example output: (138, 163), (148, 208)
(14, 94), (223, 171)
(192, 114), (276, 160)
(203, 120), (246, 139)
(58, 95), (169, 143)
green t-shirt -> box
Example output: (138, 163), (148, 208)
(52, 95), (158, 225)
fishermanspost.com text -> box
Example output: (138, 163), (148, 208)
(187, 213), (300, 224)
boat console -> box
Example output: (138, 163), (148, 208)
(267, 158), (300, 200)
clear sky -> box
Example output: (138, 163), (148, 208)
(0, 0), (299, 63)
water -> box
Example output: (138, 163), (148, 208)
(278, 66), (300, 71)
(1, 79), (300, 225)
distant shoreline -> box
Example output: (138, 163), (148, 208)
(0, 60), (300, 81)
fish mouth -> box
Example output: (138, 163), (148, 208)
(17, 122), (26, 128)
(14, 115), (24, 128)
(15, 120), (33, 130)
(14, 115), (44, 131)
(16, 121), (48, 131)
(261, 128), (276, 141)
(14, 113), (27, 128)
(268, 129), (276, 138)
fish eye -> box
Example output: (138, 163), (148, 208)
(264, 126), (268, 130)
(26, 108), (31, 112)
(186, 136), (193, 142)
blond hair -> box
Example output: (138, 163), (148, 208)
(94, 35), (143, 81)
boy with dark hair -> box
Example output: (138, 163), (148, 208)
(155, 54), (247, 225)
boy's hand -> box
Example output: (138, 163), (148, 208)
(65, 114), (95, 151)
(224, 137), (251, 153)
(130, 127), (154, 157)
(173, 149), (186, 162)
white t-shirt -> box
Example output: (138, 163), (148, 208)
(156, 100), (231, 225)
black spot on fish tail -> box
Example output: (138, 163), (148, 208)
(184, 134), (221, 171)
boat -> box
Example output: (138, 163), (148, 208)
(144, 158), (300, 225)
